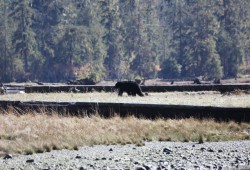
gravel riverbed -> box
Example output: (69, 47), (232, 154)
(1, 141), (250, 170)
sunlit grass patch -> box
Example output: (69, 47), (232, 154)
(1, 91), (250, 107)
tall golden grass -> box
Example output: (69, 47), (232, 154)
(0, 108), (249, 156)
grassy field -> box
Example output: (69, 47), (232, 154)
(0, 110), (249, 156)
(1, 91), (250, 107)
(0, 91), (250, 156)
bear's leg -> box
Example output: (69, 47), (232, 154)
(137, 92), (144, 96)
(127, 91), (133, 96)
(118, 90), (123, 96)
(136, 88), (144, 97)
(132, 91), (136, 96)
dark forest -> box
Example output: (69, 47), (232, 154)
(0, 0), (250, 83)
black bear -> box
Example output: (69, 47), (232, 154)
(114, 81), (144, 97)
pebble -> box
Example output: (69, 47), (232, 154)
(163, 148), (172, 154)
(3, 154), (12, 160)
(26, 159), (34, 163)
(0, 141), (249, 169)
(75, 155), (81, 159)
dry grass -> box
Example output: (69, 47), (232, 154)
(0, 109), (249, 156)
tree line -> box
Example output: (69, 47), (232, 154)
(0, 0), (250, 83)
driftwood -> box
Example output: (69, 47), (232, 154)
(213, 78), (221, 84)
(193, 78), (202, 84)
(25, 85), (112, 93)
(0, 101), (249, 122)
(23, 84), (250, 93)
(67, 78), (96, 85)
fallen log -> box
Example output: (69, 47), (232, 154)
(23, 84), (250, 93)
(0, 100), (249, 122)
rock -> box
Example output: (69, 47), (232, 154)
(182, 156), (187, 160)
(75, 155), (81, 159)
(87, 164), (94, 168)
(205, 164), (211, 168)
(193, 165), (200, 169)
(163, 148), (172, 154)
(193, 78), (202, 84)
(207, 148), (214, 152)
(200, 147), (206, 151)
(135, 165), (146, 170)
(3, 154), (12, 160)
(218, 149), (223, 153)
(26, 159), (34, 163)
(156, 166), (162, 170)
(79, 167), (87, 170)
(159, 161), (169, 168)
(0, 141), (249, 169)
(218, 165), (223, 170)
(134, 161), (139, 165)
(142, 164), (151, 170)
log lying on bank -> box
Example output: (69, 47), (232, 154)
(141, 84), (250, 93)
(23, 84), (250, 93)
(0, 100), (249, 122)
(25, 85), (113, 93)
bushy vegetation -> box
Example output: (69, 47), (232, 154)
(0, 0), (250, 82)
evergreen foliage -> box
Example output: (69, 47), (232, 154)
(0, 0), (249, 82)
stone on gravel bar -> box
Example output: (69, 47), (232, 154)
(3, 154), (12, 160)
(26, 159), (34, 163)
(75, 155), (81, 159)
(163, 148), (172, 154)
(135, 165), (147, 170)
(0, 141), (249, 169)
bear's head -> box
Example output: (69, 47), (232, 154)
(114, 82), (122, 89)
